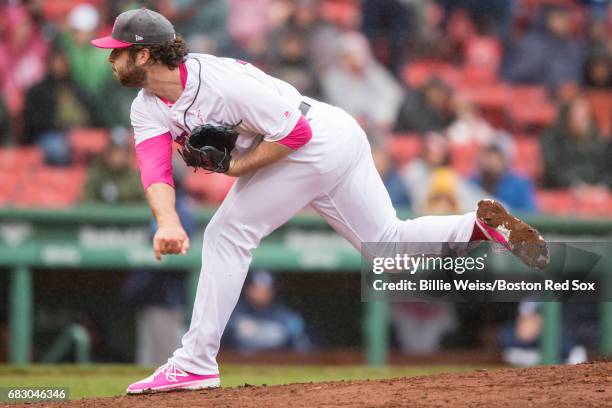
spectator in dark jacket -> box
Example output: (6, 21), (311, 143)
(541, 94), (611, 188)
(582, 46), (611, 90)
(471, 143), (537, 213)
(23, 48), (99, 165)
(225, 270), (312, 353)
(501, 6), (584, 90)
(361, 0), (416, 74)
(394, 78), (455, 134)
(269, 28), (322, 99)
(0, 98), (9, 146)
(83, 129), (143, 204)
(499, 301), (587, 366)
(372, 147), (411, 208)
(321, 32), (403, 134)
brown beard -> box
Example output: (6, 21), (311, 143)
(117, 58), (147, 87)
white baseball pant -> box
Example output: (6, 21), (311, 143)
(169, 99), (476, 374)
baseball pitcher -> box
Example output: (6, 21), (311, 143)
(91, 8), (548, 394)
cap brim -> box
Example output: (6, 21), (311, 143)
(91, 36), (132, 49)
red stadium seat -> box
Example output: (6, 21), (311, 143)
(402, 61), (461, 88)
(512, 138), (543, 180)
(41, 0), (105, 23)
(388, 134), (422, 166)
(0, 191), (11, 206)
(319, 0), (360, 28)
(0, 147), (43, 171)
(575, 189), (612, 217)
(586, 90), (611, 137)
(456, 83), (510, 108)
(14, 166), (87, 207)
(69, 128), (110, 163)
(455, 83), (510, 127)
(185, 172), (235, 204)
(463, 36), (502, 85)
(0, 170), (20, 205)
(536, 188), (612, 217)
(450, 143), (480, 176)
(507, 86), (557, 131)
(536, 189), (574, 216)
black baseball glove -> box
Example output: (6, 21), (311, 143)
(178, 124), (239, 173)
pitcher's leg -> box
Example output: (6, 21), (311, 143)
(169, 161), (331, 375)
(169, 195), (251, 374)
(311, 140), (476, 256)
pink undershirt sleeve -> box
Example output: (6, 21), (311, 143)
(276, 115), (312, 150)
(135, 132), (174, 190)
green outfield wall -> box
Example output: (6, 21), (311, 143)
(1, 205), (611, 366)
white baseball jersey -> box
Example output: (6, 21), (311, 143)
(130, 53), (477, 376)
(131, 53), (303, 155)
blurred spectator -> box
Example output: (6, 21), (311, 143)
(371, 147), (411, 208)
(58, 4), (113, 104)
(361, 0), (416, 74)
(321, 32), (403, 133)
(502, 6), (584, 90)
(585, 15), (609, 51)
(442, 8), (477, 63)
(161, 0), (229, 52)
(400, 133), (484, 214)
(0, 4), (49, 118)
(269, 28), (322, 99)
(228, 0), (273, 45)
(471, 142), (537, 213)
(309, 16), (351, 71)
(225, 270), (312, 353)
(391, 302), (456, 354)
(438, 0), (513, 38)
(0, 98), (9, 146)
(499, 301), (587, 366)
(225, 0), (273, 64)
(582, 46), (611, 89)
(264, 0), (334, 73)
(425, 167), (463, 215)
(541, 94), (611, 188)
(23, 48), (99, 165)
(285, 0), (320, 32)
(122, 157), (196, 366)
(447, 97), (495, 146)
(83, 129), (143, 204)
(394, 77), (455, 134)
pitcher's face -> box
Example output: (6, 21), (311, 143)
(108, 48), (147, 87)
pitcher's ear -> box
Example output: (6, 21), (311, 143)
(135, 48), (151, 65)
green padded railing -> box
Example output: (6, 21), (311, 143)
(1, 205), (611, 366)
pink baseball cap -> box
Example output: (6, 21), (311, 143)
(91, 8), (175, 49)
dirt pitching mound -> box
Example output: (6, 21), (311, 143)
(18, 361), (612, 408)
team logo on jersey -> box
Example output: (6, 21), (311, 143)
(135, 34), (144, 41)
(284, 111), (291, 119)
(195, 108), (204, 123)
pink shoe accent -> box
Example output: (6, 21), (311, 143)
(475, 218), (512, 251)
(126, 363), (220, 394)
